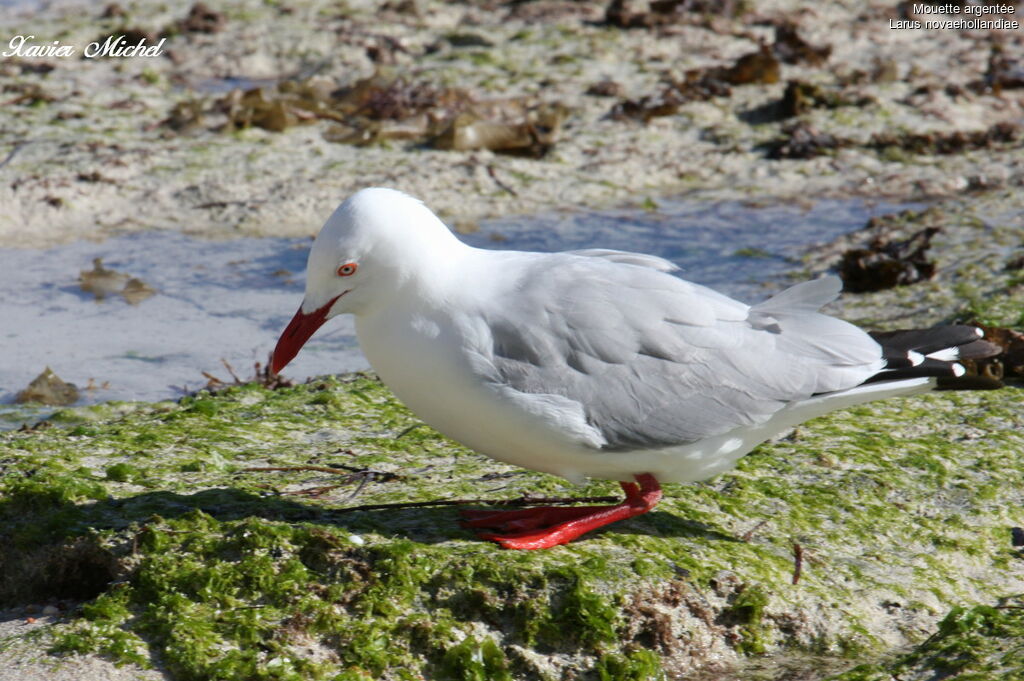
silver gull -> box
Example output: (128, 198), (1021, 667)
(271, 188), (999, 549)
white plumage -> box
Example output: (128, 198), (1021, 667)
(272, 188), (991, 549)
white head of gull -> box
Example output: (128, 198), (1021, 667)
(273, 187), (999, 549)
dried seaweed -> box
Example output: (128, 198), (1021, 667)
(79, 258), (129, 301)
(741, 80), (868, 124)
(163, 99), (205, 131)
(968, 325), (1024, 380)
(433, 104), (566, 157)
(79, 258), (156, 304)
(764, 121), (844, 159)
(837, 227), (939, 293)
(604, 0), (745, 28)
(714, 45), (780, 85)
(586, 80), (624, 97)
(772, 22), (831, 66)
(607, 42), (801, 122)
(609, 70), (730, 121)
(867, 121), (1022, 155)
(121, 278), (157, 305)
(765, 119), (1021, 161)
(781, 80), (856, 117)
(178, 2), (226, 34)
(199, 357), (294, 394)
(1, 83), (55, 107)
(214, 71), (567, 156)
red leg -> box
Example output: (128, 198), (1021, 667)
(462, 505), (613, 532)
(463, 474), (662, 550)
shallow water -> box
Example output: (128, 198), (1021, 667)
(0, 197), (916, 427)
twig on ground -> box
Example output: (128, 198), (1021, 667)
(740, 519), (769, 542)
(0, 142), (27, 170)
(792, 542), (804, 585)
(326, 493), (621, 515)
(221, 358), (242, 383)
(486, 164), (519, 196)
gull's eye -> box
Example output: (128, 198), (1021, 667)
(337, 263), (358, 277)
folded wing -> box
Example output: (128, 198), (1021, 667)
(466, 253), (882, 450)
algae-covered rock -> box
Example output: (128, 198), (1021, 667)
(78, 258), (156, 305)
(1, 372), (1023, 680)
(14, 367), (79, 406)
(832, 599), (1024, 681)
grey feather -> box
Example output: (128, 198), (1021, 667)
(566, 248), (680, 272)
(467, 255), (881, 450)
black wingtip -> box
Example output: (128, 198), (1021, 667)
(866, 325), (1004, 390)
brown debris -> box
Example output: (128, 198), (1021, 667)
(715, 45), (780, 86)
(100, 3), (126, 19)
(764, 121), (843, 160)
(215, 72), (568, 157)
(772, 22), (831, 67)
(971, 44), (1024, 95)
(79, 257), (129, 300)
(178, 3), (227, 34)
(604, 0), (745, 28)
(220, 81), (332, 133)
(969, 325), (1024, 380)
(0, 59), (55, 77)
(607, 19), (831, 123)
(433, 104), (567, 158)
(586, 80), (624, 98)
(837, 227), (939, 293)
(791, 542), (803, 585)
(199, 356), (294, 393)
(742, 80), (835, 124)
(121, 278), (157, 305)
(609, 70), (730, 122)
(16, 367), (79, 406)
(163, 99), (205, 131)
(765, 120), (1021, 161)
(867, 121), (1022, 156)
(609, 88), (684, 122)
(79, 257), (156, 304)
(778, 80), (868, 119)
(1, 83), (56, 107)
(222, 74), (449, 136)
(334, 73), (466, 121)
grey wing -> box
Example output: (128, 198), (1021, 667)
(468, 254), (883, 450)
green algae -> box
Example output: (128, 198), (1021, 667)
(1, 373), (1024, 679)
(831, 598), (1024, 681)
(441, 636), (513, 681)
(595, 648), (664, 681)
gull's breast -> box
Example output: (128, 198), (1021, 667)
(354, 304), (611, 479)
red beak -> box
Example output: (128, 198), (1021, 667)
(271, 294), (343, 374)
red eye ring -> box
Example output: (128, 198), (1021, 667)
(337, 263), (358, 277)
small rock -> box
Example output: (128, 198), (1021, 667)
(1012, 527), (1024, 547)
(15, 367), (79, 406)
(122, 277), (157, 305)
(80, 257), (129, 300)
(79, 257), (157, 304)
(42, 605), (59, 616)
(586, 80), (623, 97)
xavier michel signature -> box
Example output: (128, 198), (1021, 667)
(3, 34), (166, 59)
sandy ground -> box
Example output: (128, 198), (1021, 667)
(0, 0), (1021, 248)
(0, 610), (168, 681)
